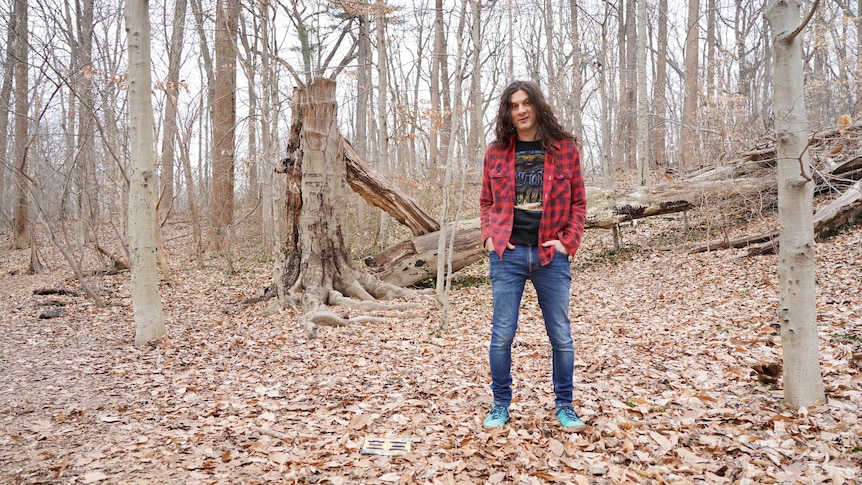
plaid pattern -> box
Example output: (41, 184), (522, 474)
(480, 136), (586, 266)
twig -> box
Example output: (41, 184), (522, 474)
(784, 0), (821, 43)
(251, 426), (293, 443)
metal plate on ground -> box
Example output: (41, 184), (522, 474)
(360, 437), (412, 456)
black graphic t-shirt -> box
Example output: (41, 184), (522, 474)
(510, 139), (544, 246)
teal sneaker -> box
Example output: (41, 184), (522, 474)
(555, 406), (586, 430)
(483, 405), (509, 428)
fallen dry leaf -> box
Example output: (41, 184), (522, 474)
(1, 207), (861, 484)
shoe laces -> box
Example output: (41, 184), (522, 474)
(489, 405), (507, 419)
(557, 406), (579, 421)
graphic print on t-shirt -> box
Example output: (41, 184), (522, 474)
(514, 141), (544, 211)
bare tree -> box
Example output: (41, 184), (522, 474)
(651, 0), (668, 167)
(0, 6), (17, 218)
(258, 0), (280, 257)
(277, 0), (359, 84)
(857, 0), (862, 115)
(68, 0), (98, 247)
(158, 0), (188, 221)
(467, 0), (484, 178)
(126, 0), (166, 346)
(680, 0), (700, 172)
(428, 0), (445, 185)
(636, 0), (649, 186)
(618, 0), (637, 170)
(209, 0), (239, 250)
(765, 0), (825, 408)
(10, 0), (29, 250)
(375, 1), (391, 248)
(189, 0), (215, 204)
(356, 12), (371, 160)
(568, 0), (584, 140)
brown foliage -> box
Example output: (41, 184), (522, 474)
(0, 211), (860, 483)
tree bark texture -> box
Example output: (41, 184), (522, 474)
(765, 0), (825, 407)
(10, 0), (29, 250)
(342, 140), (439, 236)
(158, 0), (188, 221)
(0, 4), (17, 220)
(126, 0), (166, 346)
(274, 79), (411, 325)
(209, 0), (238, 249)
(680, 0), (700, 172)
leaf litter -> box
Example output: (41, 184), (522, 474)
(0, 216), (860, 484)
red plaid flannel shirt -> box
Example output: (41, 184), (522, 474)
(480, 136), (587, 266)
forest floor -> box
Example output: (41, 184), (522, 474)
(0, 200), (861, 484)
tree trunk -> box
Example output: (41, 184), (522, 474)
(0, 7), (16, 219)
(651, 0), (668, 167)
(126, 0), (166, 346)
(342, 140), (439, 236)
(209, 0), (239, 250)
(242, 21), (259, 206)
(356, 14), (370, 160)
(366, 219), (484, 287)
(618, 0), (637, 171)
(765, 0), (825, 407)
(74, 0), (97, 247)
(467, 0), (483, 179)
(636, 0), (649, 186)
(544, 0), (555, 99)
(259, 1), (278, 257)
(429, 0), (443, 185)
(159, 0), (188, 221)
(681, 0), (700, 172)
(375, 3), (390, 248)
(568, 0), (584, 140)
(180, 116), (204, 263)
(272, 78), (413, 333)
(10, 0), (29, 250)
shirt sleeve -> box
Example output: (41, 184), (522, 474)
(559, 144), (587, 256)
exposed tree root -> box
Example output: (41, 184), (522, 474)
(259, 261), (426, 337)
(269, 79), (429, 338)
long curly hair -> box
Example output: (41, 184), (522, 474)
(491, 80), (577, 151)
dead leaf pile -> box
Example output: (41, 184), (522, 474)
(0, 215), (860, 484)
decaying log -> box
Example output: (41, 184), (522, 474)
(342, 139), (440, 237)
(586, 183), (693, 229)
(365, 183), (703, 287)
(815, 155), (862, 192)
(746, 179), (862, 255)
(688, 232), (780, 254)
(583, 177), (779, 229)
(813, 179), (862, 231)
(365, 219), (485, 287)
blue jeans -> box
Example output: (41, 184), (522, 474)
(488, 244), (574, 408)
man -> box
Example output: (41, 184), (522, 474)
(479, 80), (587, 430)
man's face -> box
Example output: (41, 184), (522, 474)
(509, 89), (537, 141)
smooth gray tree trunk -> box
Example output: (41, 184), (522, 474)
(126, 0), (166, 346)
(765, 0), (825, 407)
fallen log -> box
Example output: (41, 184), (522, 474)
(367, 185), (700, 287)
(688, 232), (779, 254)
(584, 177), (778, 229)
(746, 179), (862, 255)
(365, 219), (485, 287)
(342, 138), (440, 236)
